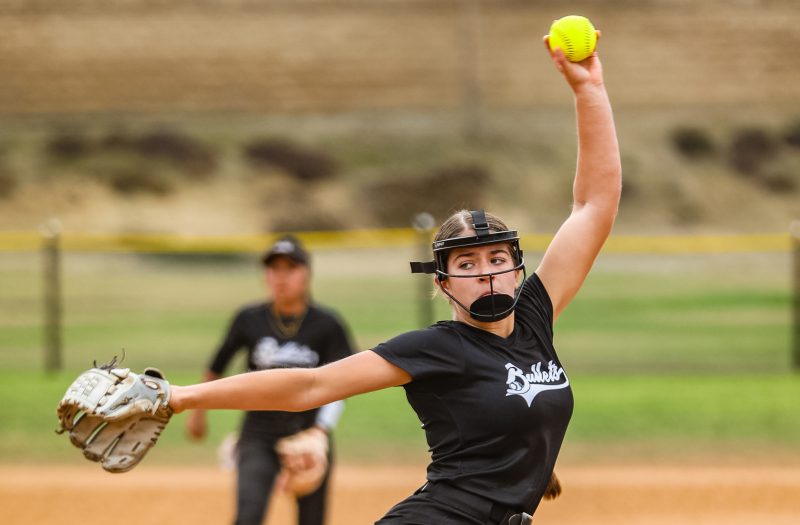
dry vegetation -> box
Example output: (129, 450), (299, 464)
(0, 0), (798, 234)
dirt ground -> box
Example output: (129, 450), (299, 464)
(2, 463), (799, 525)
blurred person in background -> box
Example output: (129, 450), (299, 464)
(173, 32), (620, 525)
(185, 234), (355, 525)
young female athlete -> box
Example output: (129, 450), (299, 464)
(185, 235), (355, 525)
(169, 33), (621, 525)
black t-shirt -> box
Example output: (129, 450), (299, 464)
(209, 302), (354, 438)
(372, 273), (573, 513)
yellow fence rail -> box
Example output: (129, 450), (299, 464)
(0, 230), (792, 254)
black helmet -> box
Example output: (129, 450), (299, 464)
(410, 210), (526, 322)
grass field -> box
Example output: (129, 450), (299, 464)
(2, 370), (799, 467)
(0, 246), (797, 465)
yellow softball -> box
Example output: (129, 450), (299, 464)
(548, 15), (597, 62)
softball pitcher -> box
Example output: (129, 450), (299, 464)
(168, 34), (620, 523)
(58, 31), (620, 525)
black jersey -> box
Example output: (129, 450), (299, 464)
(209, 302), (354, 438)
(372, 273), (573, 514)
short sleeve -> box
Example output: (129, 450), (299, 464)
(516, 273), (555, 336)
(372, 325), (465, 382)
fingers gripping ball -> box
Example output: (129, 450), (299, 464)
(56, 364), (172, 473)
(548, 15), (597, 62)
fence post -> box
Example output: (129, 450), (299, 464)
(792, 221), (800, 373)
(413, 212), (436, 328)
(42, 218), (63, 373)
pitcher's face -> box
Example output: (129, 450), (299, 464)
(440, 242), (520, 308)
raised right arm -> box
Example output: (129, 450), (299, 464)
(170, 350), (411, 413)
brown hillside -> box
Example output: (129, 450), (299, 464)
(1, 0), (799, 113)
(0, 0), (798, 235)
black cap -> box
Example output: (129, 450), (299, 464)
(261, 235), (310, 267)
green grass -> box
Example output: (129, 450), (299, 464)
(3, 370), (798, 466)
(0, 250), (791, 373)
(569, 375), (800, 442)
(0, 248), (796, 464)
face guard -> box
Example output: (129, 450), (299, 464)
(410, 210), (526, 322)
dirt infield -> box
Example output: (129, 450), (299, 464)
(3, 464), (799, 525)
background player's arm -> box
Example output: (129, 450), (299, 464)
(170, 350), (411, 414)
(309, 314), (356, 433)
(535, 39), (622, 321)
(314, 400), (345, 433)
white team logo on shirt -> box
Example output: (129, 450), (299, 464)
(505, 361), (569, 407)
(253, 337), (320, 369)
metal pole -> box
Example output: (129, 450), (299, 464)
(413, 213), (436, 328)
(42, 218), (63, 373)
(792, 220), (800, 372)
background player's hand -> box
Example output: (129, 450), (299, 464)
(543, 31), (604, 92)
(185, 409), (207, 441)
(275, 427), (329, 496)
(275, 426), (328, 471)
